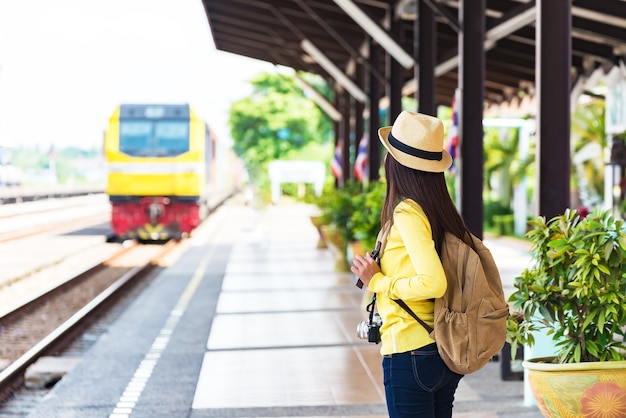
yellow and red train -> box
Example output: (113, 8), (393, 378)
(104, 104), (243, 241)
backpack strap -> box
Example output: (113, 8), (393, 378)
(393, 298), (434, 335)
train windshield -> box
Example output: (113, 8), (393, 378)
(119, 120), (190, 157)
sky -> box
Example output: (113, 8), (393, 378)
(0, 0), (277, 150)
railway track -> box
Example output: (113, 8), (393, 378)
(0, 240), (180, 402)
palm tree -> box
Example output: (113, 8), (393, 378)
(570, 98), (606, 208)
(484, 124), (535, 208)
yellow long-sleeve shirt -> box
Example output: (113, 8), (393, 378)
(368, 199), (447, 355)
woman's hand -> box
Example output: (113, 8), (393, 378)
(351, 253), (381, 287)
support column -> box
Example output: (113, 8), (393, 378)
(333, 89), (342, 188)
(459, 0), (485, 238)
(389, 9), (403, 123)
(342, 89), (352, 182)
(537, 0), (571, 218)
(356, 61), (365, 179)
(417, 0), (436, 116)
(369, 41), (381, 181)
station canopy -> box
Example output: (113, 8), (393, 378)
(202, 0), (626, 107)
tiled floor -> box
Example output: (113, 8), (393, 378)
(194, 346), (384, 409)
(193, 203), (386, 411)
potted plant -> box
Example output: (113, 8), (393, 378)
(350, 180), (386, 253)
(309, 213), (328, 249)
(507, 207), (626, 417)
(315, 181), (362, 271)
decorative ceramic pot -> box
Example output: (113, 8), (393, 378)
(348, 240), (366, 260)
(309, 215), (328, 249)
(320, 224), (349, 272)
(524, 357), (626, 418)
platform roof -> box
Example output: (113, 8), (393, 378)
(202, 0), (626, 107)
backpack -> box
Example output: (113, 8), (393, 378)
(376, 224), (509, 375)
(432, 232), (509, 374)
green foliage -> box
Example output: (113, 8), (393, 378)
(316, 180), (363, 243)
(228, 71), (333, 179)
(507, 207), (626, 363)
(483, 124), (535, 205)
(572, 98), (606, 149)
(11, 146), (103, 185)
(571, 98), (606, 207)
(283, 138), (334, 162)
(350, 180), (386, 250)
(315, 179), (386, 250)
(484, 199), (513, 228)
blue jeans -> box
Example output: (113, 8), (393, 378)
(382, 343), (463, 418)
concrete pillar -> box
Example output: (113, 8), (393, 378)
(417, 0), (436, 116)
(459, 0), (485, 239)
(536, 0), (571, 218)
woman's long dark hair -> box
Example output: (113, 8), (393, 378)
(381, 154), (473, 255)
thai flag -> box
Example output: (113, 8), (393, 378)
(354, 135), (368, 182)
(331, 141), (343, 180)
(446, 94), (459, 174)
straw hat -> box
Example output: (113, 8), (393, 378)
(378, 111), (452, 173)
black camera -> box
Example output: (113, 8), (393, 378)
(356, 295), (382, 344)
(356, 313), (382, 343)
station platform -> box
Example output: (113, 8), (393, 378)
(24, 197), (542, 418)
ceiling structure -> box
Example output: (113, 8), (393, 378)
(202, 0), (626, 231)
(202, 0), (626, 108)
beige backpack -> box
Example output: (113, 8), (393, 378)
(433, 232), (509, 374)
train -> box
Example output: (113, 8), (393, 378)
(104, 103), (244, 241)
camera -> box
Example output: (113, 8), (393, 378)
(356, 312), (382, 344)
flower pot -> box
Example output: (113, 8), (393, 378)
(524, 357), (626, 417)
(348, 240), (366, 260)
(309, 215), (328, 249)
(320, 224), (349, 272)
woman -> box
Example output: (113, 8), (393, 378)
(351, 111), (473, 418)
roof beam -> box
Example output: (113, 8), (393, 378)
(293, 73), (343, 121)
(421, 0), (459, 32)
(572, 0), (626, 29)
(293, 0), (386, 83)
(403, 1), (536, 95)
(301, 39), (367, 103)
(333, 0), (415, 69)
(485, 1), (536, 44)
(572, 16), (626, 48)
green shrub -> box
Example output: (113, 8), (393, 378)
(316, 180), (362, 243)
(484, 199), (513, 228)
(315, 180), (385, 246)
(507, 207), (626, 363)
(351, 180), (386, 250)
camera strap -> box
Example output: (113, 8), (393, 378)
(366, 222), (391, 322)
(366, 294), (377, 323)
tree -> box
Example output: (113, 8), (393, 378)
(484, 126), (534, 206)
(570, 98), (606, 208)
(228, 71), (333, 179)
